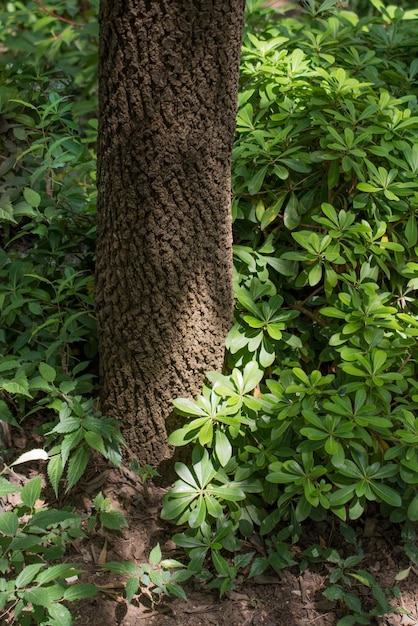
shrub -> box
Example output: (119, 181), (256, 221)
(163, 0), (418, 578)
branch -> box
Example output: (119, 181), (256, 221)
(33, 0), (84, 27)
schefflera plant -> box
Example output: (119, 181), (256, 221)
(163, 0), (418, 558)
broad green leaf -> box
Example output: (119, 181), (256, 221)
(215, 430), (232, 467)
(63, 584), (99, 602)
(189, 495), (206, 528)
(126, 576), (139, 603)
(38, 362), (56, 382)
(370, 482), (401, 507)
(248, 164), (269, 195)
(21, 476), (42, 508)
(0, 512), (19, 537)
(15, 563), (45, 588)
(36, 564), (82, 585)
(23, 584), (64, 607)
(0, 477), (20, 497)
(172, 398), (206, 417)
(46, 602), (72, 626)
(23, 188), (41, 208)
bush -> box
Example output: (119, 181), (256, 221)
(163, 0), (418, 577)
(0, 1), (111, 485)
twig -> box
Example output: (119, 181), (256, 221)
(291, 303), (327, 327)
(33, 0), (84, 26)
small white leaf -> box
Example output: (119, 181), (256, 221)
(11, 449), (49, 466)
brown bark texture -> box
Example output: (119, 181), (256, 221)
(95, 0), (245, 466)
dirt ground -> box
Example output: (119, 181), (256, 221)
(69, 466), (418, 626)
(4, 417), (418, 626)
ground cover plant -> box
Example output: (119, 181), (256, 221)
(1, 0), (418, 624)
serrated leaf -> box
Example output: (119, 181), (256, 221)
(47, 602), (72, 626)
(102, 561), (139, 576)
(66, 445), (89, 491)
(0, 400), (19, 427)
(36, 564), (82, 585)
(63, 583), (98, 602)
(84, 430), (106, 455)
(21, 476), (42, 508)
(0, 477), (21, 497)
(99, 510), (128, 530)
(52, 417), (82, 434)
(30, 509), (84, 529)
(23, 584), (64, 607)
(47, 455), (64, 498)
(249, 556), (268, 578)
(0, 512), (19, 536)
(15, 563), (45, 588)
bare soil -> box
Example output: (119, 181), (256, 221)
(4, 419), (418, 626)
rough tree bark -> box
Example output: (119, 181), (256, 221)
(95, 0), (245, 467)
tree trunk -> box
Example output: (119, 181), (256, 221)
(95, 0), (245, 467)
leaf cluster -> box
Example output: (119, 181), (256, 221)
(165, 0), (418, 617)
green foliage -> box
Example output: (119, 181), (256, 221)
(3, 0), (418, 621)
(0, 473), (98, 625)
(165, 0), (418, 618)
(103, 544), (191, 604)
(0, 1), (124, 488)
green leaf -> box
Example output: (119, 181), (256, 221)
(165, 582), (188, 601)
(15, 563), (45, 588)
(189, 494), (206, 528)
(407, 493), (418, 521)
(66, 445), (89, 491)
(394, 567), (411, 582)
(149, 544), (162, 566)
(100, 510), (128, 530)
(23, 188), (41, 208)
(215, 430), (232, 467)
(0, 512), (19, 536)
(31, 509), (84, 529)
(36, 564), (83, 585)
(126, 576), (139, 603)
(370, 482), (402, 507)
(102, 561), (140, 576)
(172, 398), (206, 417)
(46, 602), (72, 626)
(248, 164), (269, 195)
(21, 476), (42, 508)
(308, 263), (322, 286)
(84, 430), (106, 455)
(0, 477), (20, 497)
(23, 585), (64, 607)
(47, 455), (64, 498)
(39, 362), (56, 382)
(63, 584), (99, 602)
